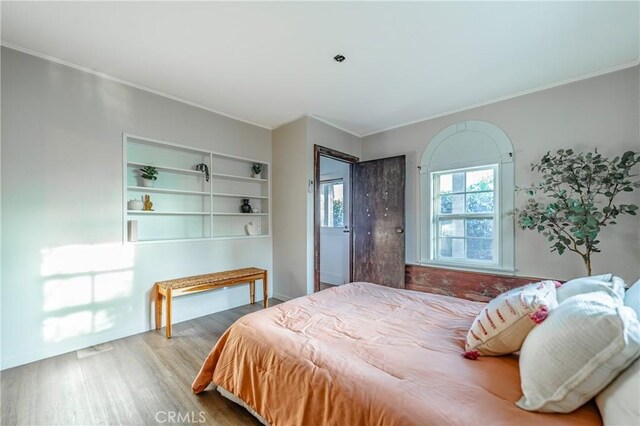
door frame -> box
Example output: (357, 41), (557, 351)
(313, 145), (359, 293)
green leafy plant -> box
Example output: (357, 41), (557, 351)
(252, 163), (262, 175)
(513, 149), (639, 275)
(140, 166), (158, 181)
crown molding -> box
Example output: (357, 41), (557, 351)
(3, 42), (637, 139)
(306, 114), (361, 138)
(0, 42), (273, 131)
(360, 59), (640, 138)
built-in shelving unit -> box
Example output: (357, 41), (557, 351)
(123, 133), (270, 243)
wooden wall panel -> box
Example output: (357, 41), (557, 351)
(405, 264), (547, 302)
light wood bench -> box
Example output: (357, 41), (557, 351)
(155, 267), (268, 338)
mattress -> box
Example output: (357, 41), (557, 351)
(193, 282), (601, 425)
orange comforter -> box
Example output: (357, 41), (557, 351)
(193, 282), (601, 425)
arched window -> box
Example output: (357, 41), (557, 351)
(420, 120), (515, 272)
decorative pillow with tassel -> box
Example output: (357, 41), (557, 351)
(464, 280), (559, 357)
(517, 290), (640, 413)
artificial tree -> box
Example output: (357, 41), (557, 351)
(513, 149), (639, 276)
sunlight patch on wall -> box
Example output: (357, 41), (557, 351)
(40, 243), (135, 343)
(43, 276), (93, 312)
(94, 271), (133, 303)
(43, 311), (93, 343)
(40, 243), (134, 277)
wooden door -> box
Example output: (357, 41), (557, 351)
(352, 156), (406, 288)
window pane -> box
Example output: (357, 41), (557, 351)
(466, 192), (494, 213)
(440, 194), (464, 214)
(467, 239), (493, 261)
(439, 219), (464, 237)
(320, 180), (344, 227)
(452, 172), (465, 193)
(439, 238), (464, 259)
(320, 187), (326, 226)
(466, 219), (493, 238)
(466, 169), (494, 192)
(439, 174), (452, 194)
(332, 183), (344, 227)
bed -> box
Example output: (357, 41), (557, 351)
(192, 282), (601, 425)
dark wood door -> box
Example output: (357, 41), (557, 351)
(352, 156), (406, 288)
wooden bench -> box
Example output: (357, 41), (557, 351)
(155, 267), (268, 338)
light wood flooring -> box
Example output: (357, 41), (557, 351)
(1, 298), (282, 426)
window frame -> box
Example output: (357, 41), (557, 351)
(418, 120), (515, 274)
(431, 164), (500, 268)
(319, 177), (345, 228)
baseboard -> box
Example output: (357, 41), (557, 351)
(0, 294), (254, 371)
(0, 323), (148, 370)
(273, 292), (294, 302)
(320, 271), (345, 285)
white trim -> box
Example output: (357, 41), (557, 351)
(307, 114), (361, 138)
(361, 60), (640, 138)
(431, 165), (500, 266)
(1, 288), (260, 370)
(420, 120), (515, 273)
(273, 292), (294, 302)
(272, 114), (361, 138)
(410, 261), (516, 276)
(1, 43), (272, 131)
(320, 271), (345, 286)
(4, 42), (637, 140)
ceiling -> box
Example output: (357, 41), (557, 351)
(2, 2), (639, 137)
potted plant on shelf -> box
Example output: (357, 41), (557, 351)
(513, 149), (639, 276)
(252, 163), (263, 179)
(140, 166), (158, 187)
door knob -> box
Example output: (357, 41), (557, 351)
(396, 228), (404, 234)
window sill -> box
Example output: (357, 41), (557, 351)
(415, 260), (516, 276)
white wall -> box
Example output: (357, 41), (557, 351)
(0, 47), (272, 369)
(272, 118), (308, 301)
(272, 116), (362, 299)
(320, 157), (350, 285)
(362, 66), (640, 283)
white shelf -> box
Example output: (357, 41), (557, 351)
(127, 211), (209, 215)
(212, 173), (268, 183)
(124, 133), (271, 243)
(127, 161), (203, 176)
(212, 192), (268, 199)
(130, 234), (270, 244)
(211, 212), (269, 216)
(128, 186), (210, 195)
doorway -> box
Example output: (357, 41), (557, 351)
(314, 146), (406, 292)
(313, 145), (358, 293)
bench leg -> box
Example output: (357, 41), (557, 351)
(263, 271), (268, 308)
(166, 288), (172, 339)
(155, 287), (162, 330)
(250, 281), (255, 304)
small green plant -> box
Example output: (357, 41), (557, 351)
(140, 166), (158, 181)
(252, 163), (262, 175)
(513, 149), (639, 275)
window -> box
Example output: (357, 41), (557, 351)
(420, 120), (515, 272)
(433, 166), (498, 264)
(320, 179), (344, 227)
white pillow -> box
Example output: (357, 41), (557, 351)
(465, 280), (558, 356)
(556, 274), (625, 304)
(595, 280), (640, 426)
(624, 279), (640, 313)
(517, 291), (640, 413)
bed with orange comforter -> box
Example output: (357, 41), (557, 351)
(192, 282), (601, 425)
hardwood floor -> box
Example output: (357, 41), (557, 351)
(1, 298), (282, 426)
